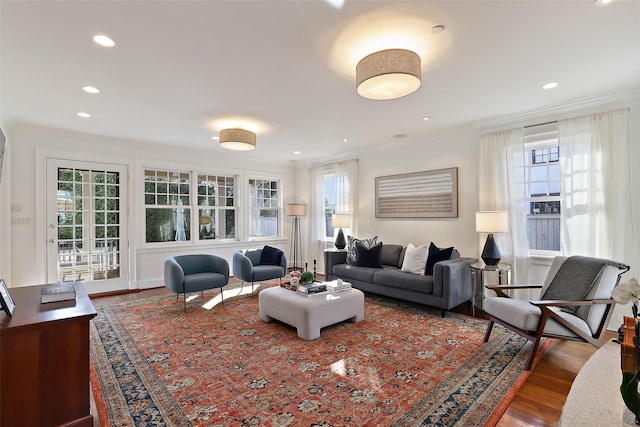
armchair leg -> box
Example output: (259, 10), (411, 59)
(183, 292), (187, 313)
(220, 287), (224, 303)
(251, 281), (254, 295)
(484, 320), (495, 343)
(525, 337), (542, 371)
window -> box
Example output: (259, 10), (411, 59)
(144, 169), (190, 243)
(248, 178), (280, 238)
(524, 126), (560, 251)
(323, 165), (336, 239)
(197, 174), (236, 240)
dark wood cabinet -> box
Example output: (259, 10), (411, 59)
(0, 283), (97, 426)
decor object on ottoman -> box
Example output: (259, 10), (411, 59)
(259, 284), (364, 340)
(164, 254), (229, 312)
(233, 246), (287, 294)
(483, 255), (630, 370)
(325, 239), (476, 317)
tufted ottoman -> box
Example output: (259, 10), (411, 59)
(259, 286), (365, 340)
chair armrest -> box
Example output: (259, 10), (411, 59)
(163, 258), (185, 294)
(530, 298), (615, 308)
(280, 253), (288, 272)
(233, 251), (254, 282)
(486, 284), (543, 298)
(207, 254), (230, 282)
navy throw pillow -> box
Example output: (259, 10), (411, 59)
(426, 242), (454, 275)
(354, 242), (383, 268)
(260, 245), (283, 265)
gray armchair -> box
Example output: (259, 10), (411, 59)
(233, 247), (287, 294)
(164, 254), (229, 311)
(483, 255), (630, 370)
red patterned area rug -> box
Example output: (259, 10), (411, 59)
(90, 286), (547, 427)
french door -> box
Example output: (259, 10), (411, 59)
(46, 159), (129, 294)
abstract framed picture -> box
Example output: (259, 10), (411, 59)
(375, 167), (458, 218)
(0, 278), (16, 317)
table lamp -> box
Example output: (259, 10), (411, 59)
(331, 213), (350, 250)
(476, 211), (508, 266)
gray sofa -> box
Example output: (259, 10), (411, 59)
(324, 244), (476, 316)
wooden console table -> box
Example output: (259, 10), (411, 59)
(0, 283), (97, 426)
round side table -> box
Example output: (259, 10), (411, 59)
(470, 262), (511, 317)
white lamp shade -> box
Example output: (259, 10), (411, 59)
(331, 213), (351, 229)
(286, 203), (307, 216)
(476, 211), (508, 233)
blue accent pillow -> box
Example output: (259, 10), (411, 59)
(426, 242), (454, 275)
(354, 242), (383, 268)
(260, 245), (284, 266)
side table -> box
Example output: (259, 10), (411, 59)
(470, 262), (511, 316)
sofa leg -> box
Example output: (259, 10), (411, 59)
(440, 310), (445, 318)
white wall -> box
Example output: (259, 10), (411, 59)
(5, 122), (296, 290)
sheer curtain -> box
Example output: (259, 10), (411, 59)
(308, 159), (359, 272)
(558, 108), (633, 263)
(479, 128), (531, 285)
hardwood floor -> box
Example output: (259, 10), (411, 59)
(89, 282), (614, 426)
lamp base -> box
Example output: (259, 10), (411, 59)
(481, 233), (501, 266)
(334, 228), (346, 250)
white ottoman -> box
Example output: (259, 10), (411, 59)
(259, 286), (365, 340)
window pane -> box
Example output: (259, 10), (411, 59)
(530, 165), (547, 181)
(145, 207), (191, 243)
(549, 164), (560, 180)
(530, 182), (547, 196)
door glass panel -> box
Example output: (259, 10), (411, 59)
(55, 167), (121, 282)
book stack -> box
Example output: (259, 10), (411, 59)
(296, 283), (328, 296)
(327, 280), (352, 293)
(41, 282), (77, 304)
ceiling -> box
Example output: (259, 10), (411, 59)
(1, 1), (639, 164)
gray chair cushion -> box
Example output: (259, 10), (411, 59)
(252, 265), (285, 282)
(183, 272), (227, 292)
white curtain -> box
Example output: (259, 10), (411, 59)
(308, 159), (359, 272)
(558, 108), (633, 263)
(335, 159), (358, 233)
(309, 164), (326, 267)
(479, 128), (531, 285)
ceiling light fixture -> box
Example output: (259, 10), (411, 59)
(77, 112), (91, 118)
(542, 82), (559, 90)
(82, 86), (100, 94)
(93, 35), (115, 47)
(219, 128), (256, 151)
(356, 48), (421, 100)
(423, 116), (432, 121)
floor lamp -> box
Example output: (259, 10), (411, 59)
(287, 203), (307, 271)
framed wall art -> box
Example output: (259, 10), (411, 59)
(375, 167), (458, 218)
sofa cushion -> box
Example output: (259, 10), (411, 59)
(426, 242), (454, 275)
(355, 242), (383, 268)
(260, 245), (284, 266)
(373, 269), (434, 294)
(380, 244), (404, 267)
(401, 243), (429, 275)
(346, 235), (378, 265)
(333, 264), (377, 283)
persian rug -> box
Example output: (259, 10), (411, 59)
(90, 286), (547, 427)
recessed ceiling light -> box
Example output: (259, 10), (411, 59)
(77, 112), (91, 118)
(432, 25), (445, 33)
(542, 82), (559, 90)
(93, 35), (115, 47)
(211, 136), (220, 140)
(423, 116), (432, 121)
(294, 151), (301, 155)
(82, 86), (100, 94)
(594, 0), (612, 5)
(393, 134), (407, 139)
(343, 138), (349, 143)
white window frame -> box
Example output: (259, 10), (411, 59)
(247, 176), (282, 240)
(196, 173), (237, 241)
(524, 125), (561, 255)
